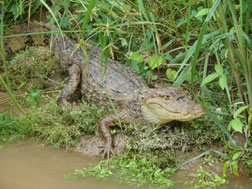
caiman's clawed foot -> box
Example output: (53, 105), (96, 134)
(99, 142), (114, 159)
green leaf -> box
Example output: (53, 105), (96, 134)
(228, 118), (243, 133)
(81, 0), (96, 34)
(39, 0), (61, 30)
(0, 110), (6, 120)
(177, 18), (187, 27)
(10, 3), (18, 19)
(30, 89), (41, 103)
(222, 160), (230, 177)
(205, 0), (221, 22)
(148, 55), (163, 70)
(165, 52), (173, 61)
(215, 64), (223, 74)
(0, 110), (16, 128)
(219, 75), (227, 90)
(119, 38), (128, 47)
(152, 74), (158, 80)
(166, 69), (177, 81)
(162, 40), (175, 49)
(61, 15), (70, 28)
(232, 152), (241, 161)
(17, 81), (26, 90)
(173, 65), (191, 87)
(137, 0), (148, 20)
(0, 119), (16, 127)
(128, 52), (144, 73)
(215, 174), (222, 182)
(195, 8), (210, 17)
(232, 162), (239, 176)
(201, 73), (219, 86)
(233, 106), (248, 118)
(144, 65), (149, 70)
(131, 52), (144, 63)
(203, 105), (236, 145)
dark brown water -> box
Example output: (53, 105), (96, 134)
(0, 139), (251, 189)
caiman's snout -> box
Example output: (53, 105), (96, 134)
(190, 104), (206, 119)
(177, 96), (205, 120)
(191, 104), (205, 116)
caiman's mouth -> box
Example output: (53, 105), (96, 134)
(142, 97), (205, 124)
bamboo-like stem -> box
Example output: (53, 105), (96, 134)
(0, 2), (27, 115)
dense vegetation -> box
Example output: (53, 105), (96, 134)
(0, 0), (251, 188)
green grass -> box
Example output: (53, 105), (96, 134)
(13, 93), (107, 149)
(0, 2), (26, 115)
(0, 47), (60, 91)
(66, 152), (175, 188)
(185, 159), (228, 189)
(0, 0), (251, 188)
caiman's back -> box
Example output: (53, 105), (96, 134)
(50, 26), (148, 108)
(1, 22), (148, 108)
(80, 55), (147, 107)
(0, 22), (49, 62)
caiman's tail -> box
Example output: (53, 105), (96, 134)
(0, 21), (51, 62)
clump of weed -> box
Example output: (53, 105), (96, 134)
(124, 116), (223, 166)
(0, 46), (61, 91)
(67, 152), (175, 188)
(0, 110), (18, 142)
(185, 154), (228, 189)
(15, 94), (108, 148)
(185, 165), (228, 189)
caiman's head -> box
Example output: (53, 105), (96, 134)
(141, 87), (205, 124)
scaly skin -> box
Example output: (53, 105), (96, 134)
(1, 22), (205, 158)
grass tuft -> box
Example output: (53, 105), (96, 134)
(14, 94), (108, 149)
(0, 47), (60, 91)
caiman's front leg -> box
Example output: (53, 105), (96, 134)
(99, 110), (129, 159)
(57, 64), (81, 103)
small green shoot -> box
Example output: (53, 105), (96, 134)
(186, 165), (227, 189)
(0, 110), (16, 128)
(148, 54), (163, 70)
(228, 106), (248, 133)
(30, 89), (41, 104)
(166, 69), (177, 81)
(201, 64), (230, 103)
(222, 151), (242, 177)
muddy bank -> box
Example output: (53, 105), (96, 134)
(75, 134), (129, 157)
(0, 91), (26, 117)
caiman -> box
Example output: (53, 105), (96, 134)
(0, 22), (205, 158)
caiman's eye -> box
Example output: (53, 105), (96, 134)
(165, 95), (171, 100)
(177, 96), (186, 102)
(160, 95), (171, 100)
